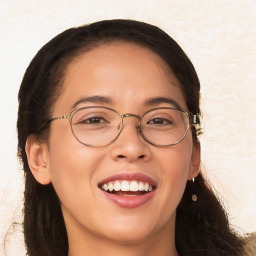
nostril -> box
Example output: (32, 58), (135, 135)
(117, 154), (145, 159)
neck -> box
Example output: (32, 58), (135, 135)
(66, 215), (178, 256)
(68, 235), (178, 256)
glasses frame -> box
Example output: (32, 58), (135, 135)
(48, 106), (199, 147)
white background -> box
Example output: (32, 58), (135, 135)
(0, 0), (255, 255)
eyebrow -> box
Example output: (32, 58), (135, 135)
(72, 95), (114, 109)
(72, 95), (183, 110)
(144, 97), (183, 110)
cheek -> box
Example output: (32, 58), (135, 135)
(153, 137), (193, 215)
(158, 135), (193, 179)
(47, 125), (103, 205)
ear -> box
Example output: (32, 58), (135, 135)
(25, 134), (51, 185)
(188, 140), (201, 180)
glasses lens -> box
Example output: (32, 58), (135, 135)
(141, 108), (189, 146)
(71, 107), (122, 146)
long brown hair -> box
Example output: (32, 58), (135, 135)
(17, 19), (245, 256)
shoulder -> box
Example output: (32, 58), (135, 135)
(243, 233), (256, 256)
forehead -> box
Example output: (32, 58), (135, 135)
(54, 42), (186, 113)
(68, 41), (177, 79)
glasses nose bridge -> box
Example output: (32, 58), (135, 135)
(121, 113), (141, 123)
(120, 113), (142, 130)
(121, 113), (141, 119)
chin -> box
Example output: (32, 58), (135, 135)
(94, 215), (166, 245)
(102, 227), (155, 245)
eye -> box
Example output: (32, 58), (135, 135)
(147, 118), (173, 125)
(80, 116), (109, 125)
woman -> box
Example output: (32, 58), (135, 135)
(17, 19), (247, 255)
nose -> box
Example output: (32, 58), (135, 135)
(110, 115), (151, 162)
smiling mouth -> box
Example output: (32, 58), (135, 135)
(98, 180), (156, 196)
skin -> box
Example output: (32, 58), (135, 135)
(26, 42), (200, 256)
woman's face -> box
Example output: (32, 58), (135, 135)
(37, 43), (200, 244)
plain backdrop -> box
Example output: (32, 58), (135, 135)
(0, 0), (255, 255)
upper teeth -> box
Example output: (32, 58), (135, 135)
(101, 180), (153, 192)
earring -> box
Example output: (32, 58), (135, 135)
(191, 177), (197, 202)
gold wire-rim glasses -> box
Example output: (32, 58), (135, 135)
(48, 106), (200, 147)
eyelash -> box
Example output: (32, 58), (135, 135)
(147, 118), (173, 125)
(80, 116), (108, 124)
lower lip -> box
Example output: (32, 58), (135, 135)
(101, 190), (156, 208)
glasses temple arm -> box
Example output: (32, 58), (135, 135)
(189, 114), (200, 125)
(48, 115), (70, 123)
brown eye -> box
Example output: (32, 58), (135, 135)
(147, 118), (173, 125)
(81, 116), (108, 124)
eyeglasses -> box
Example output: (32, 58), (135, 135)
(48, 106), (199, 147)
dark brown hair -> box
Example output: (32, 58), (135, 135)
(17, 19), (244, 256)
